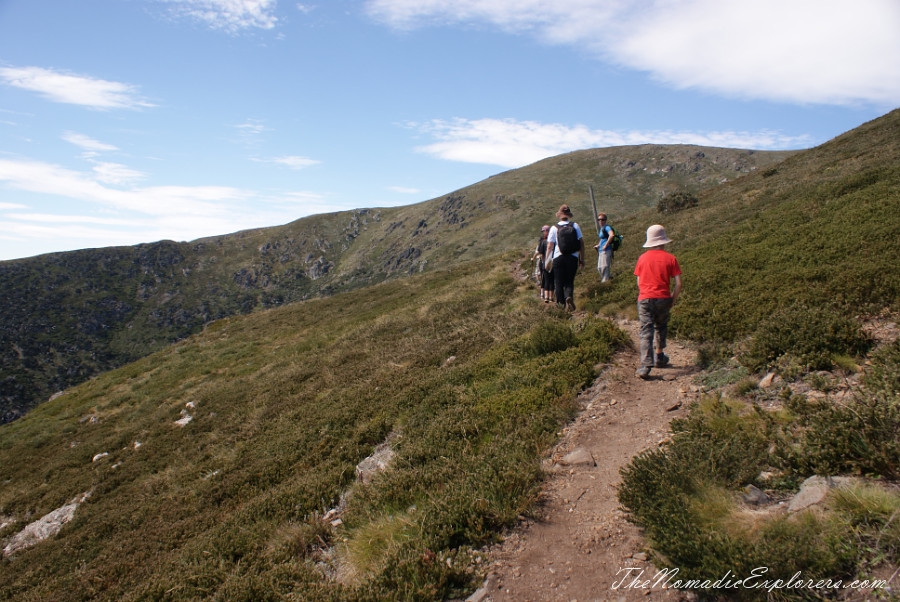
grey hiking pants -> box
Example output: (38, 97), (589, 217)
(638, 298), (673, 368)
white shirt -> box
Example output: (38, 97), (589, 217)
(547, 220), (583, 260)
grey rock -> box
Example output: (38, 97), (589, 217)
(465, 574), (498, 602)
(356, 432), (401, 484)
(559, 448), (596, 467)
(742, 484), (769, 505)
(3, 492), (91, 557)
(788, 476), (856, 512)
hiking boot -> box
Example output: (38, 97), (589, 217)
(655, 352), (670, 368)
(565, 297), (576, 311)
(635, 366), (651, 379)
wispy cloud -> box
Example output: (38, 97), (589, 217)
(92, 162), (147, 186)
(6, 213), (140, 226)
(388, 186), (421, 194)
(161, 0), (278, 32)
(232, 120), (270, 149)
(234, 121), (268, 136)
(62, 131), (119, 152)
(366, 0), (900, 106)
(410, 118), (811, 168)
(0, 157), (329, 259)
(0, 66), (155, 110)
(269, 155), (321, 169)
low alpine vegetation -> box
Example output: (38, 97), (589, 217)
(0, 257), (627, 601)
(618, 334), (900, 600)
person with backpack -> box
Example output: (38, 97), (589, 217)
(593, 212), (615, 283)
(531, 225), (554, 303)
(546, 204), (584, 312)
(634, 224), (682, 379)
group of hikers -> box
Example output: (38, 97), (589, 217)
(532, 204), (682, 380)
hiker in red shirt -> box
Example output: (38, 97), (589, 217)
(634, 225), (682, 379)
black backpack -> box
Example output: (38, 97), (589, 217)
(556, 222), (580, 255)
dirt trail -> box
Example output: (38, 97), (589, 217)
(476, 317), (700, 602)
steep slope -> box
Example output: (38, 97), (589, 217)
(0, 145), (789, 422)
(0, 257), (629, 601)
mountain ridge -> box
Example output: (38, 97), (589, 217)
(0, 144), (791, 422)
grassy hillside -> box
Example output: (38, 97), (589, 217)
(0, 146), (790, 423)
(4, 108), (900, 600)
(0, 257), (627, 600)
(582, 109), (900, 347)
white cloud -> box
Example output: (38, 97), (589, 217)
(62, 132), (119, 152)
(61, 133), (146, 184)
(270, 155), (321, 169)
(0, 158), (235, 216)
(388, 186), (421, 194)
(235, 121), (268, 136)
(366, 0), (900, 106)
(411, 118), (811, 168)
(0, 66), (155, 110)
(92, 162), (148, 186)
(232, 120), (269, 149)
(0, 157), (330, 259)
(6, 213), (140, 226)
(162, 0), (278, 32)
(0, 202), (27, 210)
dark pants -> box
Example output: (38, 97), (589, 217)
(638, 298), (673, 367)
(552, 254), (579, 307)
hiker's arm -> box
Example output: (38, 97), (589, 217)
(671, 275), (682, 302)
(578, 238), (585, 266)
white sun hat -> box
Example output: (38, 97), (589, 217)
(643, 224), (673, 248)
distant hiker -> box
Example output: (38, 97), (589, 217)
(634, 224), (682, 379)
(532, 225), (554, 303)
(593, 212), (615, 283)
(546, 204), (584, 312)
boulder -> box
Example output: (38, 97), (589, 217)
(559, 448), (596, 467)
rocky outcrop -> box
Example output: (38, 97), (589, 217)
(2, 492), (92, 557)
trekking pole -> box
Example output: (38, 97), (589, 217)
(588, 185), (600, 237)
(588, 185), (600, 241)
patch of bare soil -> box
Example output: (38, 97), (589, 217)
(475, 318), (700, 602)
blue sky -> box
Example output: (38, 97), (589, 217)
(1, 0), (898, 261)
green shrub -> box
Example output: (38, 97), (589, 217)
(864, 336), (900, 395)
(527, 320), (577, 356)
(740, 303), (873, 375)
(619, 395), (869, 600)
(732, 378), (758, 397)
(619, 396), (774, 530)
(776, 390), (900, 479)
(694, 341), (732, 369)
(657, 191), (699, 215)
